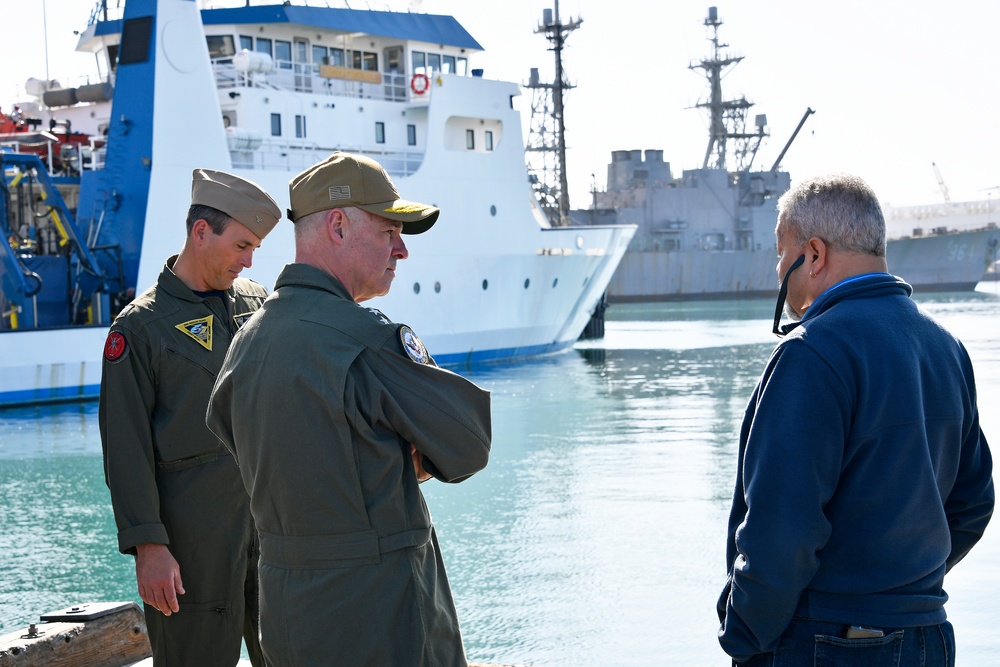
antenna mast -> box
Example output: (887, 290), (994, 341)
(690, 6), (767, 172)
(524, 0), (581, 226)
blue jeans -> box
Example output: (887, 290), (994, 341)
(742, 619), (955, 667)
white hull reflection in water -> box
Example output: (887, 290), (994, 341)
(2, 290), (999, 666)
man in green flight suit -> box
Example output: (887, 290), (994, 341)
(99, 169), (281, 666)
(207, 152), (492, 667)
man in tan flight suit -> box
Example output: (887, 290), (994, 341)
(99, 169), (280, 667)
(207, 152), (492, 667)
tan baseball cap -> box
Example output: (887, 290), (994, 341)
(288, 152), (439, 234)
(190, 168), (281, 238)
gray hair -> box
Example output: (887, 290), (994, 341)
(776, 173), (886, 257)
(293, 208), (328, 241)
(292, 207), (357, 240)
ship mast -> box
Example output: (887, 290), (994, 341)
(524, 0), (581, 227)
(690, 6), (767, 172)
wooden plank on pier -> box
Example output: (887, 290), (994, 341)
(0, 602), (150, 667)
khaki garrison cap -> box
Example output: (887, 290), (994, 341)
(190, 168), (281, 239)
(288, 152), (439, 234)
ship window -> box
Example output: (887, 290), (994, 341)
(411, 51), (426, 75)
(295, 115), (306, 138)
(270, 113), (281, 137)
(456, 57), (468, 76)
(362, 52), (378, 71)
(407, 124), (416, 146)
(330, 48), (345, 67)
(466, 129), (474, 150)
(312, 45), (327, 66)
(385, 47), (402, 74)
(485, 131), (493, 151)
(239, 35), (253, 51)
(256, 37), (273, 57)
(106, 44), (120, 74)
(442, 55), (456, 74)
(427, 53), (441, 73)
(206, 35), (235, 61)
(275, 40), (292, 69)
(375, 122), (385, 144)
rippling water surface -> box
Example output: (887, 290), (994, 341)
(2, 289), (998, 665)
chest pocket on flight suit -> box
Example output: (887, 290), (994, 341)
(152, 335), (225, 464)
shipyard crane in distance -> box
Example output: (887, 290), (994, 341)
(932, 162), (952, 203)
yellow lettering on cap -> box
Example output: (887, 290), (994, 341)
(384, 204), (428, 214)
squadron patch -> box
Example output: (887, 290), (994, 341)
(175, 315), (214, 351)
(399, 325), (430, 365)
(104, 331), (128, 363)
(233, 311), (254, 329)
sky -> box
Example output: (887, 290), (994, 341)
(3, 0), (999, 210)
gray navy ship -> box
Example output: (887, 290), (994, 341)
(573, 7), (999, 301)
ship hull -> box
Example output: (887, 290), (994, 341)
(607, 228), (1000, 302)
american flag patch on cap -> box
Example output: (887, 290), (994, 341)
(329, 186), (351, 200)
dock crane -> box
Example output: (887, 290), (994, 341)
(932, 162), (951, 203)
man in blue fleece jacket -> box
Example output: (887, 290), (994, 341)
(718, 173), (994, 666)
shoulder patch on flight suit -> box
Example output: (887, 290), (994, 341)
(175, 315), (214, 351)
(399, 325), (430, 364)
(104, 331), (129, 363)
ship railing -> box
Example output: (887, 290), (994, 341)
(230, 140), (425, 179)
(212, 61), (424, 104)
(86, 1), (123, 28)
(886, 200), (999, 220)
(0, 139), (104, 176)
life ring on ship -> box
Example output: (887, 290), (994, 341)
(410, 73), (430, 95)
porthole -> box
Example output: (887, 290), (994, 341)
(434, 281), (441, 293)
(482, 279), (488, 290)
(523, 278), (530, 289)
(490, 205), (497, 217)
(413, 282), (420, 294)
(576, 235), (584, 249)
(552, 278), (558, 288)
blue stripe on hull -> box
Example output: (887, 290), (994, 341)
(0, 340), (574, 407)
(0, 385), (101, 409)
(435, 340), (572, 368)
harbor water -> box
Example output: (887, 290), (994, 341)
(2, 289), (998, 665)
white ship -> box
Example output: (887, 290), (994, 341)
(0, 0), (635, 406)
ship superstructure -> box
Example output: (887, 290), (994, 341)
(0, 0), (635, 405)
